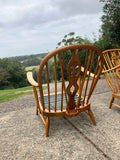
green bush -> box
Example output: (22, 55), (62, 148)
(0, 58), (27, 89)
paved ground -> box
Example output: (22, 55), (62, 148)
(0, 79), (120, 160)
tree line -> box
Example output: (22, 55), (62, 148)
(9, 53), (47, 62)
(10, 53), (47, 67)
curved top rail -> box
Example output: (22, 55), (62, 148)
(38, 44), (103, 78)
(102, 49), (120, 54)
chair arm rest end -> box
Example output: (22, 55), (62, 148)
(27, 72), (38, 87)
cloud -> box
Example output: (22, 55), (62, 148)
(0, 0), (103, 58)
(0, 0), (103, 29)
(51, 0), (103, 15)
(0, 0), (59, 29)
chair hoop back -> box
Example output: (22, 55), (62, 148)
(102, 49), (120, 93)
(37, 44), (104, 115)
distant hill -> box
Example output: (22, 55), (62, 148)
(9, 53), (48, 67)
(9, 53), (48, 61)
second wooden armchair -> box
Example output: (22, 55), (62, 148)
(27, 44), (104, 137)
(102, 49), (120, 109)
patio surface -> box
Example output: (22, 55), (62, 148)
(0, 79), (120, 160)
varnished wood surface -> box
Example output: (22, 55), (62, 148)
(27, 72), (38, 87)
(102, 49), (120, 109)
(27, 44), (104, 136)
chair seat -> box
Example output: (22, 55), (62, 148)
(39, 93), (83, 111)
(117, 92), (120, 95)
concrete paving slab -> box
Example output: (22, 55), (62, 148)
(0, 79), (119, 160)
(0, 107), (106, 160)
(67, 91), (120, 160)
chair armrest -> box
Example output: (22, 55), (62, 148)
(102, 64), (120, 74)
(81, 66), (95, 78)
(27, 72), (38, 87)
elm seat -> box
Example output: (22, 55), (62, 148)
(27, 44), (104, 137)
(102, 49), (120, 109)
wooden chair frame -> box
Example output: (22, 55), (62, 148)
(27, 44), (104, 137)
(102, 49), (120, 109)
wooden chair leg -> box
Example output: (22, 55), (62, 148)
(88, 109), (96, 125)
(109, 96), (114, 109)
(36, 105), (38, 115)
(33, 86), (39, 115)
(45, 117), (50, 137)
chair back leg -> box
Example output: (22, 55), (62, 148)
(88, 109), (96, 125)
(109, 96), (114, 109)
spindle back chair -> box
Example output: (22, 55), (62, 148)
(102, 49), (120, 109)
(27, 44), (104, 137)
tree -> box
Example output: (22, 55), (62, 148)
(57, 32), (92, 48)
(22, 57), (42, 67)
(0, 68), (9, 89)
(99, 0), (120, 49)
(7, 60), (27, 88)
(56, 32), (94, 80)
(0, 58), (27, 89)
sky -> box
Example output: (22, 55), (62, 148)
(0, 0), (104, 58)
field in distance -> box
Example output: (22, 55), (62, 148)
(25, 65), (39, 71)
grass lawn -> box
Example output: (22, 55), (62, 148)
(0, 86), (47, 103)
(25, 65), (39, 71)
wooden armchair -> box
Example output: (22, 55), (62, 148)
(102, 49), (120, 109)
(27, 44), (104, 137)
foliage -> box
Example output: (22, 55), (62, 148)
(56, 32), (93, 80)
(9, 53), (47, 62)
(32, 67), (38, 82)
(0, 58), (27, 89)
(22, 57), (42, 67)
(0, 68), (10, 89)
(56, 51), (72, 81)
(98, 0), (120, 50)
(9, 53), (47, 67)
(32, 58), (55, 84)
(57, 32), (92, 47)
